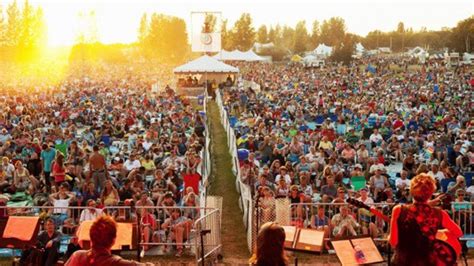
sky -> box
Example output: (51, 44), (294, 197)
(1, 0), (473, 46)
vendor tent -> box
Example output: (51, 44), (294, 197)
(241, 50), (265, 61)
(213, 49), (264, 61)
(355, 43), (365, 54)
(174, 55), (239, 74)
(313, 44), (333, 57)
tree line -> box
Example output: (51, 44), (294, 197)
(0, 0), (46, 62)
(1, 1), (472, 64)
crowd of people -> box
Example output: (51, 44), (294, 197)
(223, 58), (473, 244)
(0, 63), (208, 262)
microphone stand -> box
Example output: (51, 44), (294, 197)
(135, 207), (141, 262)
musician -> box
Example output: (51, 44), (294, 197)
(389, 173), (462, 265)
(65, 216), (149, 266)
(249, 222), (288, 266)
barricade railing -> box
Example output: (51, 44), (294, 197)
(288, 203), (393, 241)
(0, 205), (221, 259)
(194, 208), (222, 264)
(451, 202), (474, 240)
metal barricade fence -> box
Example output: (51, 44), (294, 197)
(249, 201), (395, 252)
(0, 205), (221, 259)
(134, 206), (219, 253)
(194, 208), (222, 265)
(288, 203), (394, 241)
(451, 202), (474, 241)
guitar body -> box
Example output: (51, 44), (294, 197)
(345, 198), (461, 265)
(433, 231), (461, 265)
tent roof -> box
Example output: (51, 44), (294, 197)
(314, 44), (333, 55)
(213, 49), (264, 61)
(174, 55), (239, 74)
(356, 43), (365, 52)
(241, 50), (265, 61)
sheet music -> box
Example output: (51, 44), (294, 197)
(298, 228), (324, 246)
(331, 240), (358, 266)
(282, 226), (297, 243)
(350, 238), (384, 264)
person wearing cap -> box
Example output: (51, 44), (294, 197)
(350, 164), (364, 177)
(331, 205), (360, 238)
(275, 166), (291, 187)
(356, 143), (369, 166)
(332, 187), (346, 203)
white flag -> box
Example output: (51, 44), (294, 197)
(192, 32), (221, 52)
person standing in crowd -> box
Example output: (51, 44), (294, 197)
(389, 174), (462, 265)
(51, 153), (66, 188)
(40, 144), (56, 191)
(66, 216), (151, 265)
(89, 145), (107, 193)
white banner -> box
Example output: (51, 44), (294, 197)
(192, 32), (221, 52)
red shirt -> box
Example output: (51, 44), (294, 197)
(184, 173), (201, 194)
(52, 162), (66, 183)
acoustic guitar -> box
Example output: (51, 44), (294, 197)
(346, 198), (461, 265)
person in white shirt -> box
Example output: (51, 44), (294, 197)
(123, 154), (141, 172)
(1, 157), (15, 180)
(427, 161), (445, 182)
(369, 129), (384, 147)
(79, 199), (103, 223)
(395, 170), (411, 192)
(275, 166), (291, 186)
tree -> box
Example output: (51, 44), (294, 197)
(0, 4), (5, 45)
(202, 13), (217, 33)
(310, 20), (320, 49)
(450, 16), (474, 52)
(293, 20), (309, 53)
(6, 0), (21, 46)
(221, 19), (231, 50)
(267, 25), (276, 43)
(257, 25), (268, 43)
(330, 33), (355, 65)
(280, 25), (294, 50)
(19, 0), (34, 49)
(319, 17), (346, 47)
(141, 13), (189, 63)
(138, 13), (148, 43)
(229, 13), (255, 50)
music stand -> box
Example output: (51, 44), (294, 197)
(331, 236), (384, 265)
(0, 216), (40, 249)
(282, 226), (325, 253)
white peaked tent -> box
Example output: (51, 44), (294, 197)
(241, 50), (265, 61)
(313, 44), (333, 57)
(213, 49), (264, 61)
(174, 55), (239, 74)
(356, 43), (365, 54)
